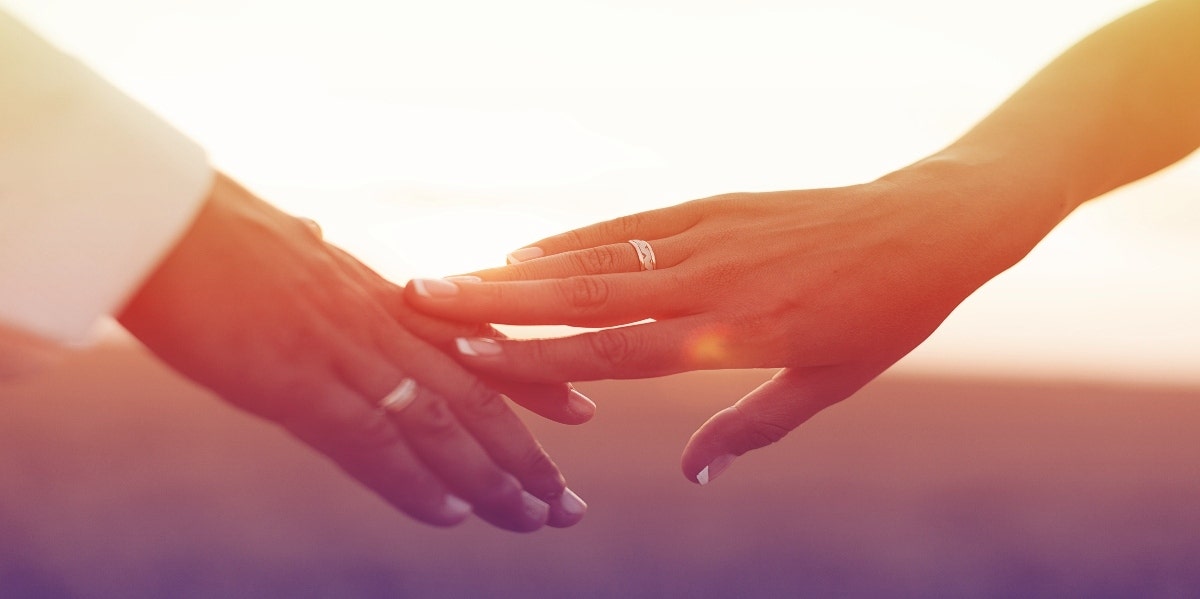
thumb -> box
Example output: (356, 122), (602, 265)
(681, 364), (879, 485)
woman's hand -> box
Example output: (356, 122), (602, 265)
(405, 169), (1045, 484)
(119, 174), (589, 532)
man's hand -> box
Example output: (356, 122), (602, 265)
(118, 174), (587, 532)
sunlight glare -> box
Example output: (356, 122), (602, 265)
(367, 206), (567, 280)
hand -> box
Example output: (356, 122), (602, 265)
(118, 173), (589, 531)
(317, 224), (597, 428)
(405, 172), (1032, 484)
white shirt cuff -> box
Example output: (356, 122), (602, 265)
(0, 11), (213, 344)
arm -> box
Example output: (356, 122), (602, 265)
(0, 9), (210, 351)
(892, 0), (1200, 277)
(0, 10), (588, 530)
(935, 0), (1200, 213)
(119, 174), (589, 531)
(405, 0), (1200, 484)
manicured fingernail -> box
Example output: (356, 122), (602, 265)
(522, 491), (550, 523)
(566, 385), (596, 417)
(696, 454), (737, 486)
(455, 337), (503, 357)
(506, 247), (544, 264)
(557, 488), (587, 517)
(412, 278), (459, 298)
(446, 275), (482, 283)
(442, 494), (473, 519)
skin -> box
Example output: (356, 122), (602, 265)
(404, 0), (1200, 484)
(118, 173), (592, 532)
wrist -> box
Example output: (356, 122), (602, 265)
(872, 150), (1071, 291)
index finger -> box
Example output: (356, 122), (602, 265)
(406, 273), (688, 328)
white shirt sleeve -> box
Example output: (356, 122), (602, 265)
(0, 11), (212, 358)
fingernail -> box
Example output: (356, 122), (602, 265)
(442, 494), (473, 519)
(455, 337), (503, 357)
(696, 454), (737, 486)
(446, 275), (482, 283)
(412, 278), (459, 298)
(522, 491), (550, 523)
(566, 385), (596, 418)
(557, 488), (587, 517)
(506, 247), (544, 264)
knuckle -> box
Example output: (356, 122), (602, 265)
(610, 213), (646, 239)
(568, 246), (620, 275)
(517, 446), (564, 489)
(506, 261), (537, 281)
(559, 276), (610, 311)
(587, 331), (636, 369)
(519, 338), (553, 367)
(562, 228), (590, 252)
(290, 401), (398, 455)
(741, 411), (793, 447)
(581, 213), (643, 244)
(406, 398), (460, 437)
(456, 384), (511, 420)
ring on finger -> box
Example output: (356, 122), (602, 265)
(627, 239), (657, 271)
(378, 378), (419, 414)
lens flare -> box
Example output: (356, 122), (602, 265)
(686, 327), (732, 367)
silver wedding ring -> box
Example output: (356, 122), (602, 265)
(378, 378), (419, 414)
(628, 239), (657, 271)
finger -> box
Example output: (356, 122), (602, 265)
(378, 296), (593, 425)
(408, 321), (592, 425)
(323, 242), (499, 344)
(680, 364), (881, 485)
(404, 319), (594, 425)
(449, 318), (738, 383)
(324, 244), (592, 426)
(363, 328), (588, 527)
(478, 376), (595, 426)
(470, 237), (686, 282)
(404, 313), (593, 424)
(507, 202), (702, 263)
(384, 383), (556, 532)
(278, 381), (472, 528)
(407, 273), (687, 328)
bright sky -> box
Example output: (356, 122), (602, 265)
(5, 0), (1197, 385)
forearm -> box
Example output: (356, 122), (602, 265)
(882, 0), (1200, 285)
(948, 0), (1200, 204)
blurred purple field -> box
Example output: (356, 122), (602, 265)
(1, 345), (1198, 598)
